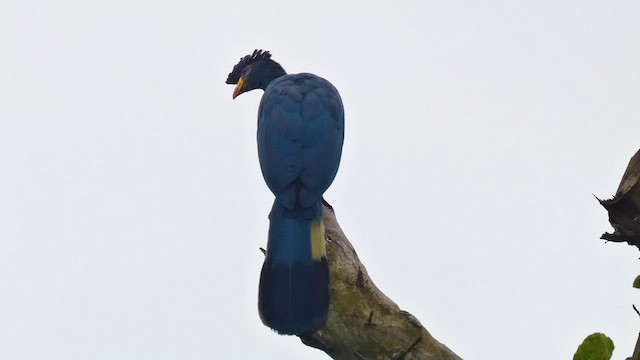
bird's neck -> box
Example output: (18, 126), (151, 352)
(256, 61), (287, 90)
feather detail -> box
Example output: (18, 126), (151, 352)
(258, 201), (329, 335)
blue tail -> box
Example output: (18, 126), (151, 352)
(258, 201), (330, 335)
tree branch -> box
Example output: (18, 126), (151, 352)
(298, 204), (462, 360)
(598, 149), (640, 359)
(599, 149), (640, 248)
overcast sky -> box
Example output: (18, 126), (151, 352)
(2, 1), (640, 359)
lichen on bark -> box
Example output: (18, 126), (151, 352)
(298, 204), (462, 360)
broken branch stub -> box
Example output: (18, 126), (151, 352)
(599, 149), (640, 248)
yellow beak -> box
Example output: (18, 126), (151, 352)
(232, 77), (244, 99)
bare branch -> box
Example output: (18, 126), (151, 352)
(298, 205), (462, 360)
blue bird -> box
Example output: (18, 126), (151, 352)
(227, 50), (344, 335)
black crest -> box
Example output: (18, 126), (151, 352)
(226, 50), (272, 85)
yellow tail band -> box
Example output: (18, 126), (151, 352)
(310, 219), (326, 260)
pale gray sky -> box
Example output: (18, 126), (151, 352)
(2, 1), (640, 359)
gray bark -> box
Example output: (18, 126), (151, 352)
(297, 204), (462, 360)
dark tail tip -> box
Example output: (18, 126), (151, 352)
(258, 258), (329, 335)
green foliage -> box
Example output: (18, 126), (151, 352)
(573, 333), (614, 360)
(633, 275), (640, 288)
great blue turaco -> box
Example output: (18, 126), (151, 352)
(227, 50), (344, 335)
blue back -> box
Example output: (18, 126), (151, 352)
(257, 73), (344, 210)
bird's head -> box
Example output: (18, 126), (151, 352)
(226, 50), (287, 99)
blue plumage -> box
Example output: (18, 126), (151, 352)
(258, 74), (344, 209)
(227, 51), (344, 335)
(258, 201), (329, 334)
